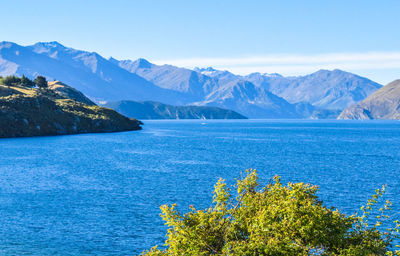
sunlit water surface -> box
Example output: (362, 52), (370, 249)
(1, 120), (400, 255)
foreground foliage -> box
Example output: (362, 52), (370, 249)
(142, 170), (400, 256)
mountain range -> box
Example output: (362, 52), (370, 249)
(338, 80), (400, 120)
(0, 41), (383, 118)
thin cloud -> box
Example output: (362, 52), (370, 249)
(226, 61), (400, 76)
(153, 52), (400, 76)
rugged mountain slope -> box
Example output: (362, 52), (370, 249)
(194, 80), (304, 118)
(194, 67), (239, 84)
(111, 58), (220, 102)
(110, 59), (305, 118)
(0, 41), (183, 104)
(192, 68), (337, 118)
(244, 69), (382, 110)
(196, 67), (381, 110)
(0, 83), (142, 138)
(338, 80), (400, 120)
(104, 100), (247, 119)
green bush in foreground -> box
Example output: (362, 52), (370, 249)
(142, 170), (400, 256)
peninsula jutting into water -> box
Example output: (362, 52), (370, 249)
(0, 77), (142, 138)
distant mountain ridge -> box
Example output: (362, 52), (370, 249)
(103, 100), (247, 120)
(0, 41), (383, 119)
(115, 59), (310, 118)
(338, 80), (400, 120)
(195, 67), (381, 110)
(110, 58), (219, 102)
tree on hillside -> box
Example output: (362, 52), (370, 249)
(34, 75), (47, 88)
(142, 170), (400, 256)
(2, 75), (21, 87)
(20, 75), (35, 87)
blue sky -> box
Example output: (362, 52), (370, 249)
(1, 0), (399, 83)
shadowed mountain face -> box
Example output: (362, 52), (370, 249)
(0, 41), (382, 119)
(103, 100), (247, 120)
(338, 80), (400, 120)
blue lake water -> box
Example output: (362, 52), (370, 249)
(1, 120), (400, 255)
